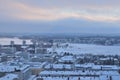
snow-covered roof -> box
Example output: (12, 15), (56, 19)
(0, 74), (18, 80)
(75, 63), (120, 70)
(45, 64), (72, 69)
(59, 56), (75, 62)
(0, 63), (29, 72)
(40, 70), (119, 76)
(21, 46), (28, 49)
(99, 58), (110, 61)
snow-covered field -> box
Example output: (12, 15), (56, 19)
(0, 38), (32, 45)
(49, 43), (120, 55)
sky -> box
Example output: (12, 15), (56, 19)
(0, 0), (120, 34)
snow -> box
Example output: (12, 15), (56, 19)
(45, 64), (72, 69)
(34, 76), (120, 80)
(74, 63), (120, 71)
(40, 63), (120, 80)
(39, 70), (120, 80)
(0, 74), (18, 80)
(40, 70), (119, 76)
(0, 64), (29, 72)
(34, 77), (100, 80)
(0, 40), (120, 80)
(60, 56), (74, 61)
(0, 38), (32, 45)
(49, 43), (120, 55)
(100, 75), (120, 80)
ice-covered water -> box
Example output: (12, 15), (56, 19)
(49, 43), (120, 55)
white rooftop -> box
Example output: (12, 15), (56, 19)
(0, 74), (18, 80)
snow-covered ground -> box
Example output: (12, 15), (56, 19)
(0, 63), (29, 72)
(49, 43), (120, 55)
(0, 38), (32, 45)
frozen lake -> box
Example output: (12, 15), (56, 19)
(49, 43), (120, 55)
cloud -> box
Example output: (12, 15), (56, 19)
(0, 0), (120, 22)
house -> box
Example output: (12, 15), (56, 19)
(0, 62), (32, 80)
